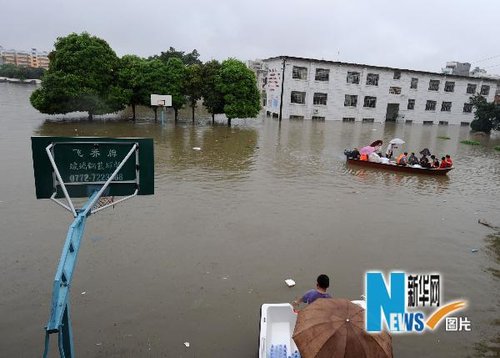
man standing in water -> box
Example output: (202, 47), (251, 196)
(292, 274), (331, 309)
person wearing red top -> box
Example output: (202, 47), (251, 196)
(445, 155), (453, 167)
(439, 157), (449, 168)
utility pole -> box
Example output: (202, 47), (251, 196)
(279, 57), (286, 121)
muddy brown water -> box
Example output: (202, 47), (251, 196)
(0, 83), (499, 357)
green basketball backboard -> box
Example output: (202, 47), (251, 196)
(32, 137), (154, 199)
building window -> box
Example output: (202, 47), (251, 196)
(362, 118), (374, 123)
(289, 115), (304, 120)
(313, 92), (328, 105)
(439, 121), (449, 126)
(480, 85), (490, 96)
(389, 87), (401, 94)
(463, 103), (473, 113)
(291, 91), (306, 104)
(460, 121), (470, 126)
(366, 73), (379, 86)
(292, 66), (307, 80)
(315, 68), (329, 81)
(441, 101), (452, 112)
(444, 81), (455, 92)
(407, 99), (415, 110)
(346, 71), (360, 84)
(393, 70), (401, 79)
(344, 95), (358, 107)
(312, 116), (325, 121)
(428, 80), (440, 91)
(363, 96), (377, 108)
(410, 78), (418, 89)
(425, 100), (437, 111)
(342, 117), (355, 122)
(423, 121), (434, 125)
(466, 84), (477, 94)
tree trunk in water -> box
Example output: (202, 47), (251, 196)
(227, 118), (231, 127)
(132, 104), (136, 121)
(212, 113), (215, 125)
(88, 112), (93, 121)
(191, 104), (195, 124)
(153, 107), (158, 122)
(174, 108), (178, 123)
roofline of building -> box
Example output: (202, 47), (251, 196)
(262, 55), (499, 83)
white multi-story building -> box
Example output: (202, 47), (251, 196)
(260, 56), (498, 126)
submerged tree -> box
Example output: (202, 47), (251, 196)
(217, 58), (261, 127)
(164, 57), (187, 122)
(184, 64), (203, 122)
(469, 94), (500, 133)
(30, 32), (126, 119)
(201, 60), (225, 124)
(117, 55), (150, 120)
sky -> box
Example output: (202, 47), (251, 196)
(1, 0), (500, 74)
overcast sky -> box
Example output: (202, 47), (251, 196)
(2, 0), (499, 74)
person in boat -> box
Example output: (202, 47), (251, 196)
(385, 143), (395, 159)
(420, 156), (431, 168)
(351, 148), (360, 160)
(292, 274), (331, 309)
(430, 155), (440, 168)
(439, 156), (449, 168)
(369, 152), (382, 163)
(408, 152), (419, 165)
(396, 152), (408, 166)
(445, 154), (453, 167)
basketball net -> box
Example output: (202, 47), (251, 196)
(92, 196), (115, 211)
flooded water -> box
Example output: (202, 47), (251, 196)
(0, 82), (499, 357)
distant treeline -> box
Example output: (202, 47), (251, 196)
(30, 32), (261, 126)
(0, 64), (46, 79)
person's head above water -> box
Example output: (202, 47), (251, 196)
(317, 274), (330, 290)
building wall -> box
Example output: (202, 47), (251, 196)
(263, 57), (497, 125)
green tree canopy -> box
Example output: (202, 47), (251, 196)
(30, 32), (127, 119)
(153, 47), (202, 66)
(217, 58), (261, 126)
(0, 64), (46, 80)
(469, 94), (500, 133)
(201, 60), (225, 123)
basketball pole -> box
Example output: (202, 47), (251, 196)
(43, 191), (99, 358)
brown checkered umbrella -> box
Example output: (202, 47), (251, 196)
(292, 298), (393, 358)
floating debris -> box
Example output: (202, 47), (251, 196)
(192, 147), (201, 151)
(285, 279), (296, 287)
(471, 249), (479, 253)
(184, 342), (190, 348)
(81, 291), (86, 295)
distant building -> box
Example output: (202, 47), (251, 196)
(260, 56), (498, 126)
(0, 46), (50, 69)
(441, 61), (471, 76)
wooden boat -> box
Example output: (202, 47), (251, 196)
(259, 300), (366, 358)
(346, 158), (453, 176)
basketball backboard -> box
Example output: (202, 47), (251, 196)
(150, 94), (172, 107)
(32, 137), (154, 200)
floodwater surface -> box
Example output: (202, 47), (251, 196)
(0, 83), (499, 357)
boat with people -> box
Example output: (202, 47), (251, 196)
(344, 138), (454, 176)
(345, 158), (453, 175)
(259, 299), (369, 358)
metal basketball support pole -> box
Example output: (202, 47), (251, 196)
(43, 192), (98, 358)
(42, 142), (140, 357)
